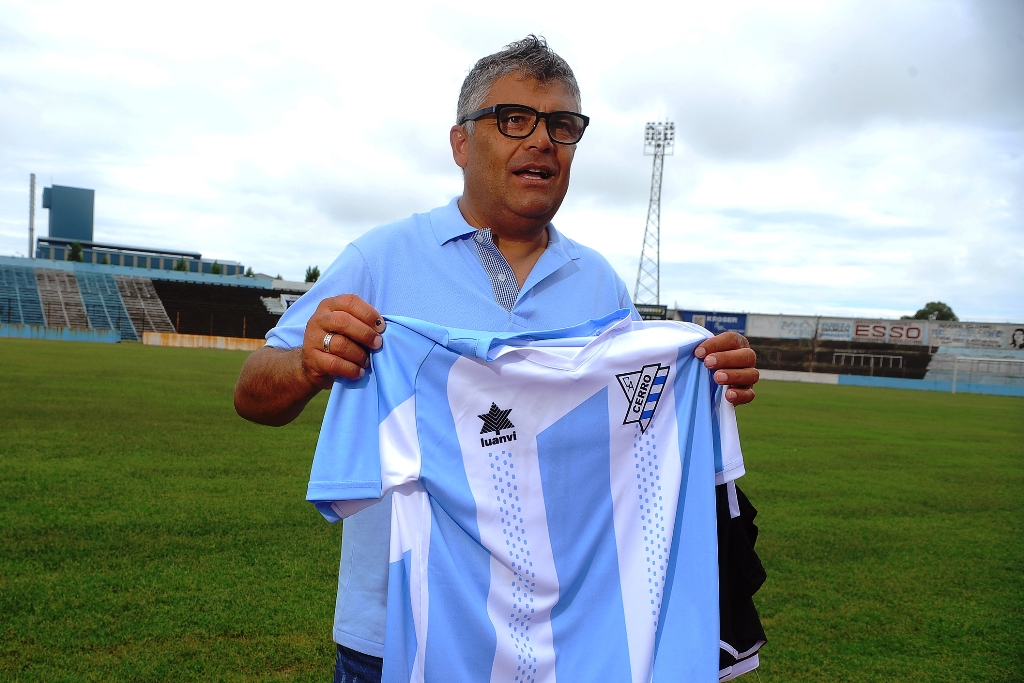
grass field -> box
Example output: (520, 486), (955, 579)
(1, 338), (1022, 682)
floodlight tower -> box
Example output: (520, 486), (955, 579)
(29, 173), (36, 258)
(633, 121), (675, 305)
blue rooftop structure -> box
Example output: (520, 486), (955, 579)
(42, 185), (95, 242)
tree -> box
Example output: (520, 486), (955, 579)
(244, 266), (254, 277)
(174, 258), (188, 272)
(100, 255), (109, 265)
(276, 274), (282, 280)
(210, 260), (222, 275)
(903, 301), (958, 321)
(67, 241), (83, 262)
(305, 265), (321, 283)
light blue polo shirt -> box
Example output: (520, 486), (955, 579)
(266, 196), (636, 657)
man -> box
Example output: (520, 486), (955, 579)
(234, 36), (759, 682)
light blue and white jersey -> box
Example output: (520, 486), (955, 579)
(308, 311), (744, 683)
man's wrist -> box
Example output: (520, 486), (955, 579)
(292, 346), (325, 397)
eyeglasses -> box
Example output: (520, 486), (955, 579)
(460, 104), (590, 145)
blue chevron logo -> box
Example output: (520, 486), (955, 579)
(617, 363), (670, 434)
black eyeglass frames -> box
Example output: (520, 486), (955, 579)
(460, 104), (590, 145)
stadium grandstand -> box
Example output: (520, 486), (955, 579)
(0, 255), (309, 344)
(2, 181), (310, 347)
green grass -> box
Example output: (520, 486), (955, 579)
(1, 339), (336, 682)
(1, 338), (1022, 681)
(739, 382), (1024, 682)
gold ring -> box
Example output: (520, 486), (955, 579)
(323, 332), (334, 353)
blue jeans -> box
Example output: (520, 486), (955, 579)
(334, 644), (383, 683)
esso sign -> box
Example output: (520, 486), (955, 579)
(853, 321), (927, 344)
(888, 324), (924, 341)
(854, 323), (887, 340)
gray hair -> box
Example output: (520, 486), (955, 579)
(456, 35), (581, 134)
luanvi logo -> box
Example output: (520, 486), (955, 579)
(479, 402), (517, 447)
(617, 363), (670, 434)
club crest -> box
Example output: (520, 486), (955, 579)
(616, 364), (670, 433)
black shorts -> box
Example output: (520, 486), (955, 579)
(717, 481), (767, 680)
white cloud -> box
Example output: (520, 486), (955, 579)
(0, 0), (1020, 321)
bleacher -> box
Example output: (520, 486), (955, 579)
(114, 276), (176, 334)
(35, 268), (90, 329)
(76, 272), (139, 342)
(2, 256), (311, 345)
(2, 259), (183, 342)
(0, 264), (46, 326)
(151, 279), (284, 339)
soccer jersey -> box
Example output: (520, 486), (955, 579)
(308, 310), (745, 683)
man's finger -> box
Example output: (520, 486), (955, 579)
(328, 333), (371, 369)
(694, 331), (748, 359)
(724, 387), (755, 406)
(323, 310), (383, 351)
(713, 368), (760, 387)
(308, 350), (366, 384)
(702, 347), (757, 370)
(322, 294), (385, 333)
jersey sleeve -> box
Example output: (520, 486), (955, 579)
(265, 242), (377, 350)
(306, 321), (437, 522)
(712, 385), (745, 484)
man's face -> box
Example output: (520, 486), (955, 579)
(453, 73), (579, 232)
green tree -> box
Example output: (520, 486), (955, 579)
(67, 242), (83, 262)
(174, 258), (188, 272)
(210, 261), (222, 275)
(305, 265), (321, 283)
(903, 301), (958, 321)
(276, 274), (282, 280)
(244, 267), (254, 277)
(100, 255), (109, 265)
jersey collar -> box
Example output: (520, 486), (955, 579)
(384, 308), (634, 363)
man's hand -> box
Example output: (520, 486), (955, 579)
(694, 332), (758, 406)
(234, 294), (385, 426)
(301, 294), (386, 389)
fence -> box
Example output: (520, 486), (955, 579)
(142, 331), (265, 351)
(1, 323), (120, 343)
(832, 352), (904, 374)
(951, 357), (1024, 394)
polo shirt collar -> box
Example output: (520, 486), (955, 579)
(430, 197), (477, 245)
(429, 196), (581, 262)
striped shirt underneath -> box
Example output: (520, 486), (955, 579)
(473, 228), (521, 312)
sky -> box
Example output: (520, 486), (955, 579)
(1, 0), (1021, 322)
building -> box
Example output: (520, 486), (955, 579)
(35, 184), (245, 276)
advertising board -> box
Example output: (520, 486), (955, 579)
(929, 323), (1006, 349)
(817, 319), (853, 341)
(678, 311), (747, 334)
(745, 314), (817, 339)
(635, 304), (668, 321)
(689, 311), (1024, 349)
(886, 321), (928, 345)
(851, 320), (928, 345)
(1011, 325), (1024, 350)
(779, 316), (816, 340)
